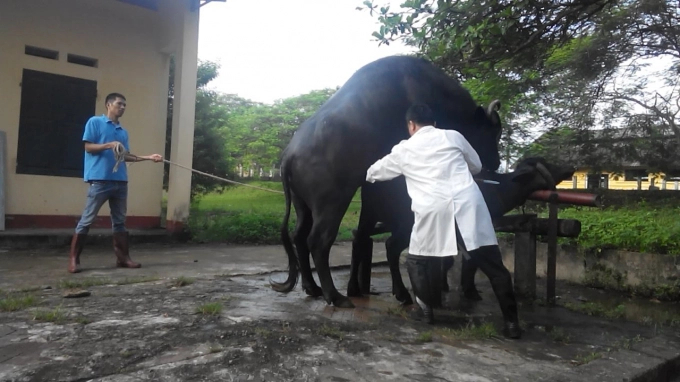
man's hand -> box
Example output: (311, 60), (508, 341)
(124, 153), (163, 163)
(107, 141), (124, 150)
(146, 154), (163, 163)
(85, 141), (123, 154)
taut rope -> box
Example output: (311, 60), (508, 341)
(112, 142), (286, 195)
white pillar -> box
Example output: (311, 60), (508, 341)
(166, 4), (199, 233)
(0, 131), (5, 231)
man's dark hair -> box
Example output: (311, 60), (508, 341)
(105, 92), (126, 106)
(405, 103), (435, 126)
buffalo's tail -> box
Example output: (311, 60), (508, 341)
(269, 161), (299, 293)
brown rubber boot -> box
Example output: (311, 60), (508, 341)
(68, 234), (87, 273)
(113, 232), (141, 268)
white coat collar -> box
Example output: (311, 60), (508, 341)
(413, 125), (435, 136)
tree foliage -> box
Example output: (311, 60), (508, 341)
(361, 0), (680, 171)
(165, 59), (336, 196)
(220, 88), (337, 176)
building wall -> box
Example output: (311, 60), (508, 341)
(557, 169), (680, 191)
(0, 0), (181, 228)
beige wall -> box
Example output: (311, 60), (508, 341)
(0, 0), (187, 219)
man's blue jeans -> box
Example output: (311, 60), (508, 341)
(75, 181), (128, 234)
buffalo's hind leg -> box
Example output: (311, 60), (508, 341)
(386, 232), (413, 305)
(308, 197), (355, 308)
(348, 212), (377, 297)
(347, 235), (372, 297)
(292, 195), (322, 298)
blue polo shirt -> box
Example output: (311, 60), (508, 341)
(82, 115), (130, 182)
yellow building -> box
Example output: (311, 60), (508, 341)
(0, 0), (220, 232)
(556, 168), (680, 191)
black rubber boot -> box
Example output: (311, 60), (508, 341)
(406, 255), (443, 324)
(490, 275), (522, 339)
(460, 255), (483, 301)
(441, 256), (454, 292)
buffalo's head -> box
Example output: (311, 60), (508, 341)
(466, 100), (503, 172)
(509, 157), (576, 191)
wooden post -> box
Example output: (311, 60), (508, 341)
(547, 194), (559, 305)
(513, 231), (536, 300)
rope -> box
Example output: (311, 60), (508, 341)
(114, 143), (500, 206)
(112, 142), (286, 195)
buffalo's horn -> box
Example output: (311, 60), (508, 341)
(487, 100), (501, 116)
(536, 162), (556, 190)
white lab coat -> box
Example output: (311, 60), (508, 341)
(366, 126), (497, 257)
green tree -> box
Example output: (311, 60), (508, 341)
(221, 88), (337, 177)
(361, 0), (680, 171)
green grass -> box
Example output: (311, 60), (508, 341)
(562, 301), (626, 319)
(57, 276), (159, 289)
(317, 324), (345, 340)
(572, 352), (603, 366)
(196, 302), (222, 316)
(33, 306), (66, 323)
(186, 184), (680, 253)
(116, 276), (160, 285)
(172, 276), (195, 287)
(188, 181), (363, 244)
(435, 321), (498, 341)
(0, 294), (39, 312)
(547, 327), (571, 344)
(546, 204), (680, 255)
(416, 331), (433, 342)
(58, 278), (111, 289)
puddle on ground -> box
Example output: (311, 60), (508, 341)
(555, 281), (680, 327)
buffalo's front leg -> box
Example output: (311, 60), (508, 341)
(386, 234), (413, 305)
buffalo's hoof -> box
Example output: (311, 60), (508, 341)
(303, 285), (323, 298)
(347, 284), (362, 297)
(503, 322), (522, 339)
(395, 290), (414, 306)
(333, 295), (355, 309)
(460, 288), (483, 301)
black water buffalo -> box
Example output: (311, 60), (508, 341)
(346, 157), (575, 305)
(271, 55), (507, 308)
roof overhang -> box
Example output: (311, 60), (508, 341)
(199, 0), (226, 8)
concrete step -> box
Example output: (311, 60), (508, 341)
(0, 228), (177, 250)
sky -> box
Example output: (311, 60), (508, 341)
(197, 0), (414, 104)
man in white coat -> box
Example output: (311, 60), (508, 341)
(366, 103), (521, 339)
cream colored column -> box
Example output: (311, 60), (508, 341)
(166, 4), (199, 232)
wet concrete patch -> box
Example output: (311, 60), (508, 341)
(0, 266), (679, 381)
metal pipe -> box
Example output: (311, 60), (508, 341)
(528, 190), (601, 207)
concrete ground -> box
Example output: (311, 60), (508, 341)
(1, 242), (679, 381)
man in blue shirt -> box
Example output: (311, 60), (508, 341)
(68, 93), (163, 273)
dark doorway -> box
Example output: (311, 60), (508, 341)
(587, 174), (608, 189)
(16, 69), (97, 178)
